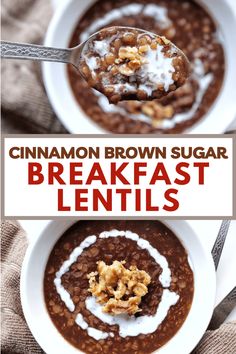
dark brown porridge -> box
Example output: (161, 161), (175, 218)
(68, 0), (225, 133)
(44, 220), (194, 354)
(79, 26), (189, 103)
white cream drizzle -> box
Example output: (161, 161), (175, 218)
(80, 3), (172, 42)
(139, 45), (175, 93)
(99, 230), (171, 287)
(113, 83), (137, 94)
(54, 235), (97, 312)
(75, 314), (114, 340)
(85, 57), (99, 73)
(93, 40), (110, 57)
(85, 289), (179, 337)
(160, 59), (213, 129)
(53, 230), (182, 341)
(143, 4), (172, 29)
(88, 327), (113, 340)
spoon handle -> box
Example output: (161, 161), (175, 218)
(208, 286), (236, 330)
(211, 220), (231, 270)
(0, 40), (72, 64)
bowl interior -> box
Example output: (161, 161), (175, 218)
(43, 0), (236, 134)
(21, 220), (216, 354)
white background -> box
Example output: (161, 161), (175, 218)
(4, 137), (233, 217)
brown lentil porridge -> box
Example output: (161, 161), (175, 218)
(44, 220), (194, 354)
(68, 0), (225, 133)
(79, 26), (189, 103)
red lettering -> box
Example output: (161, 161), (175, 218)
(134, 163), (147, 184)
(150, 163), (171, 184)
(58, 189), (71, 211)
(28, 163), (44, 184)
(75, 189), (88, 211)
(194, 162), (209, 184)
(116, 189), (132, 211)
(135, 189), (141, 211)
(163, 189), (179, 211)
(174, 162), (190, 185)
(48, 163), (65, 184)
(86, 163), (106, 184)
(93, 189), (112, 211)
(70, 163), (83, 184)
(111, 163), (129, 184)
(146, 189), (159, 211)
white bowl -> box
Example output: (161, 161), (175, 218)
(21, 220), (216, 354)
(43, 0), (236, 134)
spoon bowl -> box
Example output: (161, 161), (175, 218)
(1, 26), (190, 103)
(78, 26), (190, 103)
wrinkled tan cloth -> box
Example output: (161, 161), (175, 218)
(1, 221), (44, 353)
(193, 322), (236, 354)
(1, 220), (236, 353)
(1, 0), (67, 133)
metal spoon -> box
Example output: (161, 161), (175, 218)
(208, 285), (236, 330)
(211, 220), (231, 270)
(0, 26), (189, 69)
(0, 39), (83, 67)
(191, 221), (233, 353)
(0, 26), (190, 102)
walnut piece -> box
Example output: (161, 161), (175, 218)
(123, 100), (174, 126)
(141, 101), (174, 121)
(88, 260), (151, 316)
(116, 46), (147, 76)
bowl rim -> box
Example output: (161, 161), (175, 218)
(20, 219), (216, 354)
(42, 0), (236, 134)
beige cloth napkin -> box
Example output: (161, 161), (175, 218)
(1, 221), (43, 353)
(1, 220), (236, 354)
(1, 0), (67, 133)
(193, 322), (236, 354)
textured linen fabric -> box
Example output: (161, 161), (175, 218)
(1, 220), (236, 353)
(1, 220), (43, 353)
(193, 322), (236, 354)
(1, 0), (67, 133)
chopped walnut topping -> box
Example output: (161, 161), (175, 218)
(160, 36), (171, 45)
(141, 101), (174, 121)
(88, 260), (151, 316)
(123, 100), (174, 126)
(118, 46), (139, 61)
(116, 46), (147, 76)
(118, 64), (136, 76)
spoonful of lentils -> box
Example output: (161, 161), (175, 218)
(1, 26), (190, 104)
